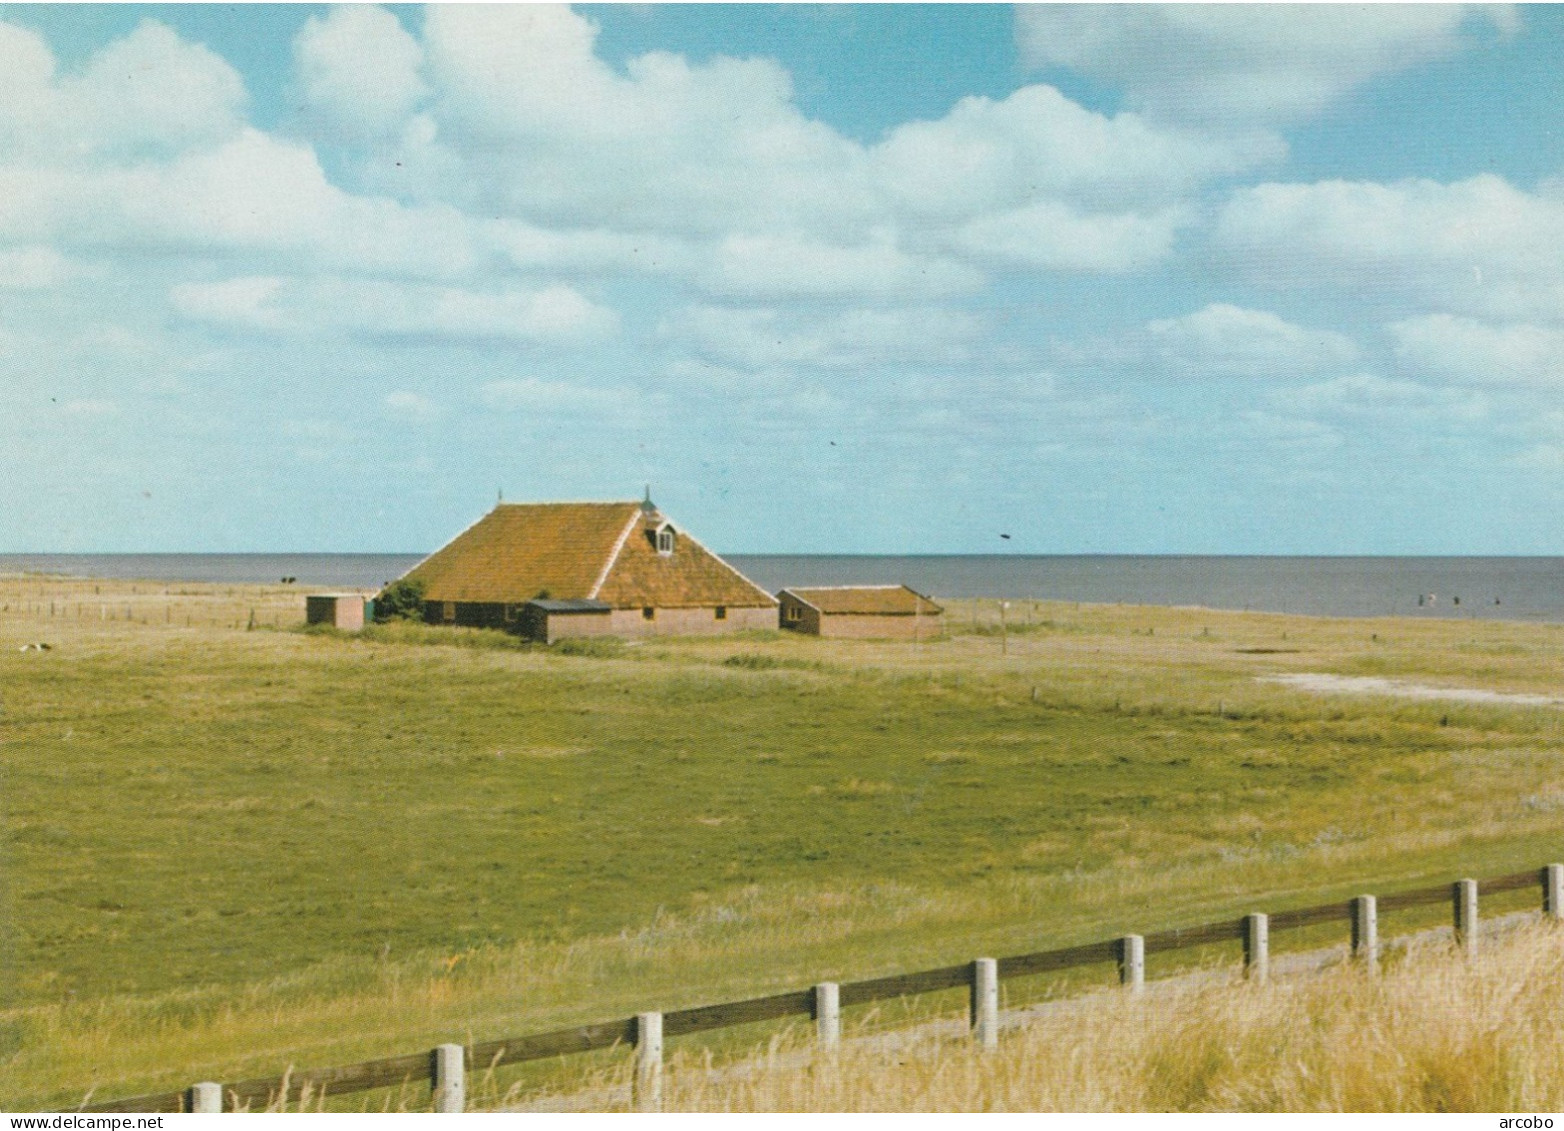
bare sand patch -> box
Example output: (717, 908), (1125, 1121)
(1264, 672), (1564, 707)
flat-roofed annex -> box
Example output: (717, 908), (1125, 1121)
(400, 502), (776, 609)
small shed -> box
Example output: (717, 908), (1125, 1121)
(518, 598), (613, 643)
(305, 594), (366, 631)
(777, 585), (943, 639)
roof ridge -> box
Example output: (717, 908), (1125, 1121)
(589, 508), (643, 600)
(672, 522), (779, 606)
(493, 500), (641, 508)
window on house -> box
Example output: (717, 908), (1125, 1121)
(786, 606), (802, 622)
(657, 528), (675, 554)
(442, 601), (456, 623)
(715, 606), (726, 620)
(642, 606), (655, 620)
(504, 604), (517, 622)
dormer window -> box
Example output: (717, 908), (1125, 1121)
(655, 525), (675, 555)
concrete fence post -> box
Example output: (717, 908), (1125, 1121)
(1352, 895), (1379, 971)
(1454, 879), (1479, 957)
(1118, 935), (1144, 992)
(1545, 864), (1564, 922)
(188, 1082), (222, 1113)
(971, 958), (999, 1050)
(634, 1011), (663, 1112)
(432, 1043), (464, 1113)
(813, 982), (841, 1050)
(1244, 913), (1269, 982)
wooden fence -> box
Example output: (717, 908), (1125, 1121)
(78, 863), (1564, 1113)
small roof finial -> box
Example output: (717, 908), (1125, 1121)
(641, 484), (656, 514)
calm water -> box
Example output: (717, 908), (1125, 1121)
(2, 553), (1561, 622)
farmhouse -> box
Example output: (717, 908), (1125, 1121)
(777, 585), (943, 639)
(395, 498), (777, 641)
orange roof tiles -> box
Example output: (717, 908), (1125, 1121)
(782, 585), (942, 616)
(596, 517), (776, 608)
(402, 502), (774, 608)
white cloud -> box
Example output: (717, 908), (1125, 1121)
(1017, 5), (1514, 125)
(0, 4), (1272, 328)
(1215, 174), (1564, 322)
(948, 201), (1184, 274)
(0, 246), (75, 289)
(872, 83), (1277, 216)
(667, 304), (981, 371)
(384, 391), (439, 419)
(1274, 372), (1489, 424)
(171, 276), (618, 343)
(294, 6), (426, 142)
(478, 377), (618, 413)
(386, 6), (1256, 281)
(1143, 304), (1360, 379)
(59, 398), (118, 417)
(1391, 314), (1564, 387)
(417, 5), (871, 237)
(170, 275), (284, 329)
(0, 19), (244, 159)
(695, 232), (981, 300)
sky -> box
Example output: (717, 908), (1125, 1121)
(2, 4), (1564, 555)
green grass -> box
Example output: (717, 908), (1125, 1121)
(2, 580), (1564, 1108)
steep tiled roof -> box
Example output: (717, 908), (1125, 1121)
(403, 503), (638, 603)
(401, 502), (775, 609)
(595, 517), (776, 608)
(781, 585), (942, 616)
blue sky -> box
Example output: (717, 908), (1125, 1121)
(3, 4), (1564, 554)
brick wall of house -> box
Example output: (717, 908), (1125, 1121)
(778, 594), (820, 635)
(538, 611), (617, 643)
(606, 605), (777, 637)
(816, 612), (942, 640)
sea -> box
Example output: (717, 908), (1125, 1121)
(1, 553), (1561, 622)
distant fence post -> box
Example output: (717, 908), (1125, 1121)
(1244, 914), (1269, 982)
(1118, 935), (1144, 992)
(634, 1012), (663, 1112)
(1454, 879), (1479, 956)
(188, 1082), (222, 1114)
(1545, 864), (1564, 922)
(813, 982), (840, 1050)
(1352, 895), (1378, 971)
(432, 1043), (464, 1113)
(971, 958), (999, 1050)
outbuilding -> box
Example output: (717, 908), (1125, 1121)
(305, 594), (367, 630)
(777, 585), (943, 639)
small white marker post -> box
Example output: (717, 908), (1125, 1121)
(432, 1043), (464, 1113)
(1118, 934), (1144, 992)
(971, 958), (999, 1050)
(1244, 913), (1269, 983)
(634, 1012), (664, 1112)
(1352, 895), (1379, 971)
(814, 982), (841, 1050)
(188, 1082), (222, 1114)
(1545, 864), (1564, 922)
(1454, 879), (1479, 957)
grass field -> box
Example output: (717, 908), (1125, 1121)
(2, 573), (1563, 1109)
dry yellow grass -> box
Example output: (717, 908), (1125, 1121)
(537, 920), (1564, 1112)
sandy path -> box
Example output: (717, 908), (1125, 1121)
(1262, 672), (1564, 707)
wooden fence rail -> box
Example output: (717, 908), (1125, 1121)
(76, 863), (1564, 1113)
